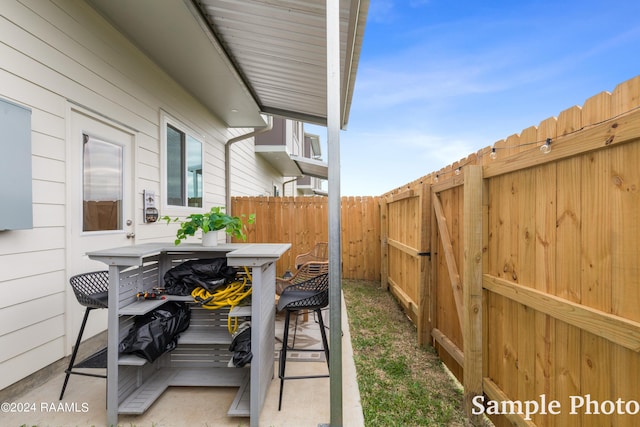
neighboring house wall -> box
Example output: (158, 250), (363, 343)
(255, 117), (304, 158)
(237, 118), (288, 196)
(0, 0), (281, 390)
(255, 117), (287, 147)
(255, 117), (319, 196)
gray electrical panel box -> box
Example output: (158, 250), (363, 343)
(0, 98), (33, 230)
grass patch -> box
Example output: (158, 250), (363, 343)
(343, 279), (469, 427)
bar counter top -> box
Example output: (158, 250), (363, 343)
(87, 242), (291, 266)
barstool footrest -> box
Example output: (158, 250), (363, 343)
(280, 374), (329, 380)
(72, 347), (108, 370)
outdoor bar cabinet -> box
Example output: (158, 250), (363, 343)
(86, 242), (290, 427)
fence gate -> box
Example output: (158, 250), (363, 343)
(380, 183), (431, 346)
(430, 183), (464, 381)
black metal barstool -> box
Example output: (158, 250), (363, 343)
(277, 273), (330, 411)
(59, 271), (109, 400)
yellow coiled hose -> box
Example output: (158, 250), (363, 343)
(191, 266), (252, 333)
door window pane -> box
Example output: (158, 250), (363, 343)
(83, 134), (123, 231)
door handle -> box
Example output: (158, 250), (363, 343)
(126, 232), (135, 239)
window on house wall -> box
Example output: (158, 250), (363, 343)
(0, 98), (32, 230)
(293, 121), (300, 142)
(165, 122), (203, 208)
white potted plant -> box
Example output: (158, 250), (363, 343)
(163, 206), (255, 246)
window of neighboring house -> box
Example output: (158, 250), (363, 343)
(165, 122), (203, 208)
(292, 121), (302, 155)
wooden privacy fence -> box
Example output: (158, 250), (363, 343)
(380, 75), (640, 426)
(231, 195), (380, 280)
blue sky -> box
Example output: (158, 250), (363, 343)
(307, 0), (640, 196)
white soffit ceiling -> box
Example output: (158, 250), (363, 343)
(87, 0), (368, 129)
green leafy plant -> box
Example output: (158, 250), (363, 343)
(162, 206), (256, 245)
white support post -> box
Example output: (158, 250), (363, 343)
(326, 0), (342, 425)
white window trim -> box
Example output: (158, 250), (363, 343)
(160, 111), (205, 216)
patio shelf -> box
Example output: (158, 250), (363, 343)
(117, 354), (147, 366)
(117, 367), (250, 416)
(229, 305), (252, 318)
(119, 297), (173, 316)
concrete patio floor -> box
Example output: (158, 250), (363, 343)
(2, 296), (363, 427)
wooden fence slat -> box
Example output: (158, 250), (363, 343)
(537, 116), (557, 141)
(554, 156), (582, 427)
(533, 162), (556, 427)
(613, 345), (640, 426)
(580, 147), (613, 427)
(580, 333), (611, 426)
(557, 105), (583, 137)
(582, 91), (612, 126)
(611, 75), (640, 116)
(505, 133), (520, 157)
(513, 168), (535, 414)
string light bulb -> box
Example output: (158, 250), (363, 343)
(434, 174), (439, 183)
(540, 138), (552, 154)
(455, 167), (461, 176)
(489, 147), (497, 160)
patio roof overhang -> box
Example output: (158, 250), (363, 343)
(86, 0), (368, 130)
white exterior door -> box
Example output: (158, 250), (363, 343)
(65, 107), (136, 345)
